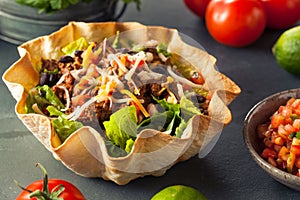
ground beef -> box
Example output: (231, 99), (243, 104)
(95, 99), (112, 127)
(41, 59), (58, 72)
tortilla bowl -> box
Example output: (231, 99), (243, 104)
(2, 21), (241, 185)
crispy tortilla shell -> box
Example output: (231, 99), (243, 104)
(2, 22), (241, 185)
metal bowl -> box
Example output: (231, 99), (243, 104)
(0, 0), (126, 45)
(243, 88), (300, 191)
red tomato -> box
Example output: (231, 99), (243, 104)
(291, 145), (300, 156)
(16, 179), (86, 200)
(271, 115), (285, 129)
(183, 0), (211, 18)
(260, 0), (300, 29)
(16, 164), (85, 200)
(261, 148), (277, 159)
(205, 0), (267, 47)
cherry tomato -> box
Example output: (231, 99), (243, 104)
(16, 163), (86, 200)
(183, 0), (211, 18)
(16, 179), (86, 200)
(260, 0), (300, 29)
(205, 0), (267, 47)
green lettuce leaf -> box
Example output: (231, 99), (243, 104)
(175, 118), (187, 138)
(26, 85), (65, 113)
(47, 106), (83, 142)
(103, 106), (137, 151)
(175, 96), (202, 138)
(138, 111), (174, 132)
(61, 37), (89, 56)
(37, 85), (65, 109)
(152, 97), (181, 135)
(180, 96), (202, 121)
(105, 140), (128, 157)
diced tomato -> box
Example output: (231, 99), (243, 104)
(273, 136), (284, 145)
(278, 105), (292, 117)
(295, 158), (300, 169)
(278, 146), (289, 161)
(278, 124), (289, 140)
(258, 98), (300, 176)
(284, 124), (296, 134)
(293, 119), (300, 130)
(292, 99), (300, 115)
(291, 138), (300, 156)
(136, 60), (145, 70)
(286, 98), (296, 106)
(290, 145), (300, 155)
(271, 115), (285, 128)
(261, 148), (277, 159)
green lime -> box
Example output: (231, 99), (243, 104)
(151, 185), (207, 200)
(272, 25), (300, 75)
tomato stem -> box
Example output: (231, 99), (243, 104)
(36, 163), (50, 195)
(15, 163), (66, 200)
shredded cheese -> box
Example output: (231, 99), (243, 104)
(120, 89), (150, 118)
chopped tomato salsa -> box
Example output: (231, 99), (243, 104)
(257, 97), (300, 176)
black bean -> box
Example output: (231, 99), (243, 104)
(75, 50), (83, 57)
(196, 94), (206, 103)
(48, 74), (58, 86)
(39, 73), (50, 86)
(59, 56), (74, 63)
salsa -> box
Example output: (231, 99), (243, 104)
(257, 97), (300, 176)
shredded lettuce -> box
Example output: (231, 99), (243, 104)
(47, 106), (83, 142)
(103, 106), (137, 151)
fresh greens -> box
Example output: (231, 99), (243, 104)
(180, 96), (202, 120)
(26, 85), (65, 113)
(61, 37), (89, 56)
(138, 111), (174, 132)
(156, 43), (172, 57)
(16, 0), (141, 14)
(47, 106), (83, 142)
(103, 106), (138, 152)
(152, 97), (182, 135)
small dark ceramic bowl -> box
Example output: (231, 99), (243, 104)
(243, 88), (300, 191)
